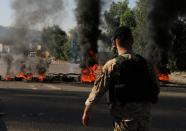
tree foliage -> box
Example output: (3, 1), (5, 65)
(101, 0), (186, 71)
(103, 0), (136, 39)
(120, 10), (136, 28)
(133, 0), (149, 55)
(41, 25), (69, 60)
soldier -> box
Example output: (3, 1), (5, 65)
(82, 26), (160, 131)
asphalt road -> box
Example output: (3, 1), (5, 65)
(0, 82), (185, 131)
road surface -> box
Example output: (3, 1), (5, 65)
(0, 81), (185, 131)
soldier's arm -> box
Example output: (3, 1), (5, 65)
(82, 59), (116, 126)
(85, 59), (116, 108)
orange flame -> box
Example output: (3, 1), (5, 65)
(159, 73), (169, 81)
(4, 74), (13, 81)
(26, 73), (33, 81)
(16, 72), (27, 79)
(81, 64), (97, 83)
(38, 73), (45, 82)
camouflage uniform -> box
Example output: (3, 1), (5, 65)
(85, 52), (159, 131)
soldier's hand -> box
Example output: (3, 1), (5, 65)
(82, 106), (91, 127)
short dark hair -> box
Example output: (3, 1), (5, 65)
(112, 26), (133, 47)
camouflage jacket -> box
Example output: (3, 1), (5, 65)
(85, 52), (160, 119)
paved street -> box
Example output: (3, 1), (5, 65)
(0, 81), (185, 131)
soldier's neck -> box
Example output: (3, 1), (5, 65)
(118, 48), (131, 55)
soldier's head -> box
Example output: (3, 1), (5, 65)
(112, 26), (133, 52)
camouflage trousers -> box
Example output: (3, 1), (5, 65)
(113, 118), (150, 131)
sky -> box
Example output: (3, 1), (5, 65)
(0, 0), (136, 31)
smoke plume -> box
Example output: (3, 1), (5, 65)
(3, 54), (14, 75)
(1, 0), (64, 76)
(145, 0), (186, 67)
(11, 0), (64, 28)
(10, 0), (64, 55)
(76, 0), (101, 66)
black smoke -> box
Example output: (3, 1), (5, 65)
(145, 0), (186, 67)
(76, 0), (101, 66)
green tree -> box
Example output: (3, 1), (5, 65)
(42, 25), (69, 60)
(120, 10), (136, 28)
(133, 0), (149, 55)
(103, 0), (136, 38)
(102, 0), (149, 56)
